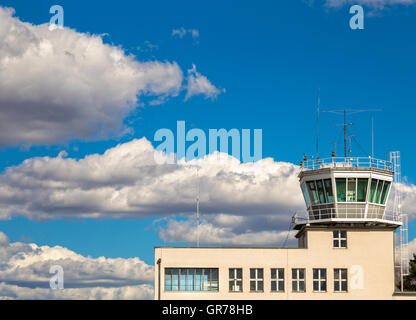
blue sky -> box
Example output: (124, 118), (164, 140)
(0, 0), (416, 290)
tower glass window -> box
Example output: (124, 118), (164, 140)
(324, 179), (334, 203)
(164, 268), (219, 292)
(307, 181), (320, 205)
(313, 268), (327, 292)
(333, 230), (347, 248)
(271, 268), (284, 292)
(301, 183), (311, 208)
(380, 181), (391, 205)
(316, 180), (326, 203)
(347, 178), (356, 202)
(335, 178), (346, 202)
(375, 180), (384, 204)
(369, 179), (378, 203)
(357, 178), (368, 202)
(250, 268), (264, 292)
(291, 268), (305, 292)
(229, 268), (242, 292)
(334, 268), (348, 292)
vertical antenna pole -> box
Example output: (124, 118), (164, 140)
(344, 109), (347, 159)
(196, 167), (200, 247)
(316, 89), (320, 160)
(371, 116), (374, 159)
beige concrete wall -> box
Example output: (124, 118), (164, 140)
(154, 227), (404, 300)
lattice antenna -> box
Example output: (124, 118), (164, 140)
(390, 151), (409, 292)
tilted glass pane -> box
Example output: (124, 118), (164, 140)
(369, 179), (378, 203)
(347, 178), (356, 202)
(324, 179), (334, 203)
(375, 180), (384, 204)
(307, 181), (320, 205)
(381, 181), (391, 205)
(357, 178), (368, 202)
(316, 180), (326, 203)
(336, 178), (346, 202)
(301, 183), (311, 208)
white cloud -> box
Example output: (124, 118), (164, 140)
(325, 0), (416, 9)
(185, 64), (225, 100)
(0, 6), (184, 146)
(0, 231), (154, 300)
(157, 218), (298, 246)
(0, 137), (303, 220)
(172, 27), (199, 39)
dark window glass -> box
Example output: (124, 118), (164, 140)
(347, 178), (356, 202)
(357, 178), (368, 202)
(380, 181), (391, 205)
(369, 179), (378, 203)
(336, 178), (346, 202)
(375, 180), (384, 204)
(307, 181), (320, 204)
(324, 179), (334, 202)
(316, 180), (326, 203)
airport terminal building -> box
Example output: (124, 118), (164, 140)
(154, 156), (415, 300)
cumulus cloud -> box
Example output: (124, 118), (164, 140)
(185, 64), (225, 100)
(157, 217), (298, 246)
(0, 137), (303, 220)
(0, 231), (154, 300)
(172, 27), (199, 39)
(0, 6), (184, 146)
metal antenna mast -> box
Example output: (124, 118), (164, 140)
(196, 167), (200, 247)
(320, 109), (381, 158)
(390, 151), (408, 292)
(316, 89), (320, 159)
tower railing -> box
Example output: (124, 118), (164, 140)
(295, 207), (401, 224)
(300, 157), (393, 172)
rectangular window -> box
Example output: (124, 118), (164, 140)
(316, 180), (326, 204)
(313, 268), (327, 292)
(292, 268), (306, 292)
(307, 181), (320, 205)
(347, 178), (356, 202)
(324, 179), (334, 203)
(333, 230), (347, 248)
(301, 183), (311, 208)
(375, 180), (384, 204)
(271, 268), (285, 292)
(164, 268), (219, 292)
(334, 268), (348, 292)
(229, 268), (242, 292)
(250, 268), (264, 292)
(380, 181), (391, 205)
(369, 179), (378, 203)
(357, 178), (368, 202)
(336, 178), (346, 202)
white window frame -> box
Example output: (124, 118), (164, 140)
(292, 268), (306, 292)
(313, 268), (327, 292)
(229, 268), (242, 292)
(249, 268), (264, 292)
(333, 230), (347, 248)
(271, 268), (285, 292)
(334, 268), (348, 292)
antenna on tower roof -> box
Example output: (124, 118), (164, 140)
(320, 108), (381, 158)
(196, 167), (200, 247)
